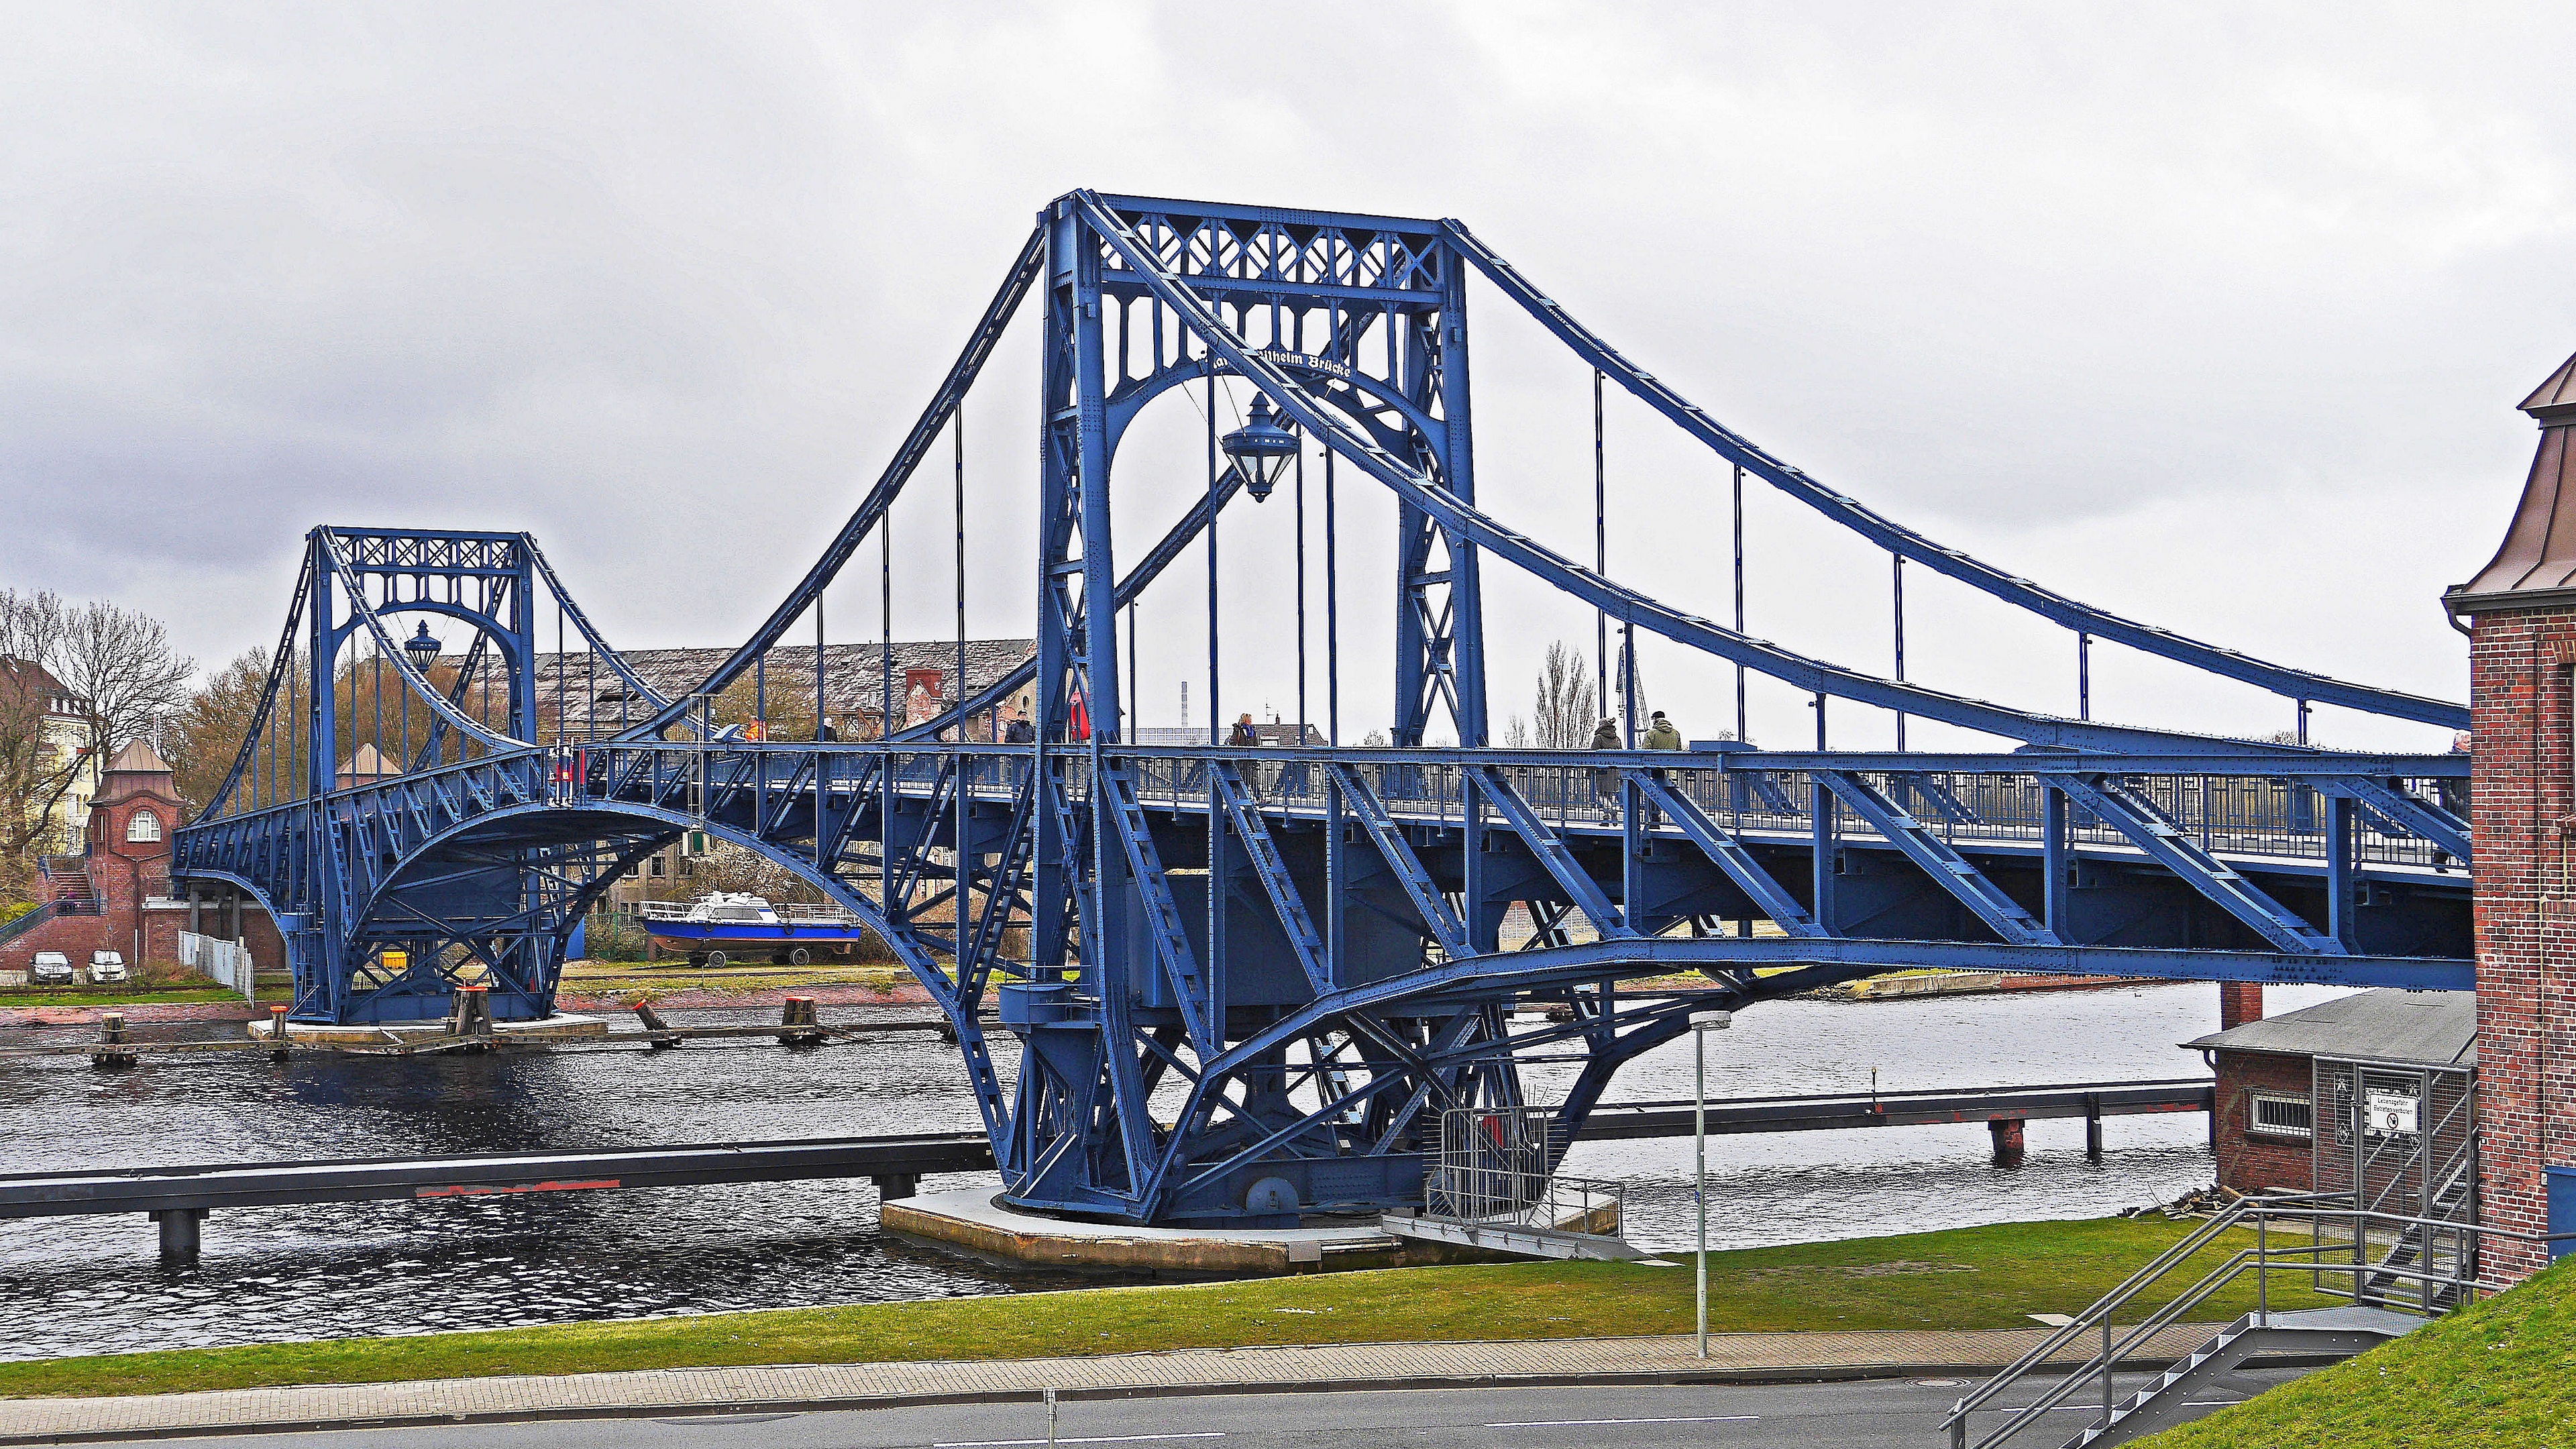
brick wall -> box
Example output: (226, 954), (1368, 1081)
(2213, 1049), (2314, 1194)
(2469, 602), (2576, 1281)
(2, 767), (288, 985)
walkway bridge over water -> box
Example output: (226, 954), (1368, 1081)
(172, 191), (2472, 1226)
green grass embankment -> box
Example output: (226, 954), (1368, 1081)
(0, 1216), (2330, 1400)
(2137, 1254), (2576, 1448)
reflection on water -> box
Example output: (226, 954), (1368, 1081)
(0, 983), (2340, 1359)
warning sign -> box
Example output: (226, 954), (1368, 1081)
(2365, 1091), (2420, 1136)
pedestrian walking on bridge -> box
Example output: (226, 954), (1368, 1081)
(1641, 710), (1681, 824)
(1591, 716), (1621, 820)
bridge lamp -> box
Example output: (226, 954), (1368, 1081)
(1220, 395), (1299, 502)
(403, 622), (443, 673)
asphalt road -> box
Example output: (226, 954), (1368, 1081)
(140, 1376), (2294, 1449)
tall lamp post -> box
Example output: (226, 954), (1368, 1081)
(1691, 1009), (1732, 1358)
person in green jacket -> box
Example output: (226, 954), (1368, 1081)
(1640, 710), (1681, 824)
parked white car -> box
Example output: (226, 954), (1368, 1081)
(30, 951), (74, 987)
(87, 951), (127, 985)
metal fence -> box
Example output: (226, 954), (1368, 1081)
(2313, 1056), (2478, 1311)
(178, 930), (255, 1002)
(1424, 1106), (1623, 1237)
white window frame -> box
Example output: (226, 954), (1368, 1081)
(2249, 1089), (2314, 1140)
(126, 810), (162, 843)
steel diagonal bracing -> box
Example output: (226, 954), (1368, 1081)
(1811, 770), (2059, 946)
(1211, 763), (1333, 996)
(1438, 218), (2467, 731)
(1099, 762), (1218, 1055)
(2317, 775), (2472, 865)
(1470, 766), (1631, 938)
(1326, 763), (1470, 958)
(2052, 773), (2345, 954)
(1623, 771), (1827, 937)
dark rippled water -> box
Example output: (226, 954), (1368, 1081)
(0, 984), (2346, 1360)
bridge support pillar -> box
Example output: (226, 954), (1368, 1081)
(1988, 1117), (2025, 1169)
(151, 1208), (204, 1264)
(873, 1173), (919, 1201)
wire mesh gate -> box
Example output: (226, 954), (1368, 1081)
(1426, 1107), (1622, 1236)
(2312, 1055), (2477, 1310)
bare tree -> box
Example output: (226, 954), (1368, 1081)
(1533, 639), (1598, 748)
(0, 591), (93, 883)
(167, 648), (271, 813)
(0, 594), (195, 883)
(54, 598), (195, 759)
(0, 589), (70, 669)
(1502, 714), (1531, 747)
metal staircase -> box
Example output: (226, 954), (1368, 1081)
(2063, 1305), (2421, 1448)
(1943, 1194), (2494, 1448)
(36, 855), (99, 914)
(2355, 1154), (2479, 1313)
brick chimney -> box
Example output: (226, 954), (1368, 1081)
(2218, 983), (2263, 1031)
(2443, 347), (2576, 1283)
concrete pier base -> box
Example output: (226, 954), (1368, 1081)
(246, 1014), (610, 1046)
(151, 1208), (203, 1263)
(883, 1187), (1507, 1277)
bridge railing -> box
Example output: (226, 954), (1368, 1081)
(570, 741), (2465, 880)
(1107, 748), (2459, 871)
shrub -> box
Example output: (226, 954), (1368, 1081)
(583, 912), (653, 962)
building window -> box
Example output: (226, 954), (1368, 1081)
(649, 857), (665, 878)
(2249, 1091), (2313, 1140)
(127, 811), (162, 843)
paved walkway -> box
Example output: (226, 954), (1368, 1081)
(0, 1326), (2222, 1443)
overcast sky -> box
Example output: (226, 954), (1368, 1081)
(3, 3), (2568, 753)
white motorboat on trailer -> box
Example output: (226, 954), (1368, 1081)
(635, 892), (871, 967)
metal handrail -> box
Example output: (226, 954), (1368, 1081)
(1945, 1198), (2576, 1448)
(1944, 1194), (2269, 1438)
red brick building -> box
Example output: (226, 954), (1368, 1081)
(2186, 989), (2475, 1196)
(1, 741), (283, 981)
(2445, 349), (2576, 1279)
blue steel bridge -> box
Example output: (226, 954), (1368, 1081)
(172, 191), (2471, 1228)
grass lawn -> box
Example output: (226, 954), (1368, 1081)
(0, 1216), (2332, 1400)
(2135, 1254), (2576, 1448)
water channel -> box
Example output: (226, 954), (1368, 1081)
(0, 981), (2345, 1360)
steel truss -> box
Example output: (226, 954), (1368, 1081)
(177, 193), (2473, 1226)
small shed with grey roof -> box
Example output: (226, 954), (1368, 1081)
(2182, 989), (2476, 1196)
